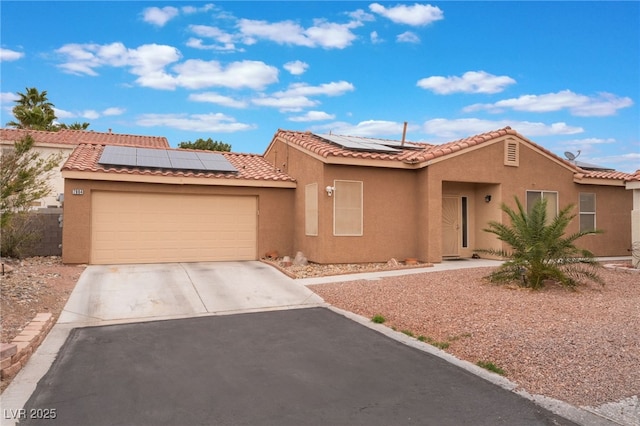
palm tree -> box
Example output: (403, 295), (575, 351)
(476, 197), (603, 289)
(6, 87), (57, 130)
(58, 122), (90, 130)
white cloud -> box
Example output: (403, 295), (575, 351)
(251, 95), (318, 112)
(276, 81), (355, 97)
(315, 120), (415, 137)
(181, 4), (214, 14)
(55, 42), (181, 85)
(0, 48), (24, 62)
(189, 92), (248, 108)
(55, 43), (278, 91)
(369, 3), (444, 26)
(588, 152), (640, 173)
(237, 18), (359, 49)
(563, 137), (616, 147)
(52, 106), (125, 120)
(463, 90), (633, 117)
(136, 112), (254, 132)
(80, 110), (100, 120)
(283, 60), (309, 75)
(288, 111), (335, 122)
(252, 81), (354, 112)
(53, 108), (75, 119)
(142, 6), (179, 27)
(418, 71), (516, 95)
(186, 37), (238, 52)
(370, 31), (383, 44)
(0, 92), (19, 104)
(173, 59), (279, 90)
(102, 107), (125, 116)
(187, 25), (239, 51)
(347, 9), (376, 22)
(397, 31), (420, 44)
(423, 118), (583, 139)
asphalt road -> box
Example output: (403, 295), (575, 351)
(17, 307), (577, 426)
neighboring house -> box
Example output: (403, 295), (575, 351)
(60, 127), (633, 265)
(0, 128), (169, 209)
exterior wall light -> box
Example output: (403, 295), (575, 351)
(485, 195), (492, 203)
(326, 186), (335, 196)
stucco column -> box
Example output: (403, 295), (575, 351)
(626, 180), (640, 268)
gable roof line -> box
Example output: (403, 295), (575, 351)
(0, 128), (169, 148)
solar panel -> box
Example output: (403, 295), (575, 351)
(99, 146), (137, 167)
(98, 146), (237, 173)
(315, 134), (400, 153)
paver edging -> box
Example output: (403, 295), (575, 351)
(1, 313), (54, 382)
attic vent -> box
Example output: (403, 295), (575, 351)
(504, 139), (519, 167)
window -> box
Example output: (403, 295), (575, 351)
(504, 139), (519, 166)
(333, 180), (363, 236)
(526, 191), (558, 221)
(579, 193), (596, 232)
(305, 183), (318, 236)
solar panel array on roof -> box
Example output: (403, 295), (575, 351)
(315, 133), (422, 153)
(98, 146), (237, 173)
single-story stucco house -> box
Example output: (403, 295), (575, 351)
(60, 127), (634, 265)
(0, 128), (169, 209)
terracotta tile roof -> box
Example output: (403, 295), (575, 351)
(626, 170), (640, 182)
(62, 144), (295, 183)
(275, 127), (542, 164)
(275, 127), (637, 183)
(0, 128), (169, 148)
(274, 129), (431, 163)
(575, 169), (634, 181)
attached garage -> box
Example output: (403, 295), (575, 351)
(61, 144), (296, 265)
(91, 192), (257, 264)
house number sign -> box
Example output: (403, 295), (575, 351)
(72, 189), (84, 195)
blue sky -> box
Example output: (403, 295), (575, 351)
(1, 1), (638, 172)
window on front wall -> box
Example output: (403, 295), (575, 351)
(305, 183), (318, 236)
(334, 180), (363, 236)
(526, 190), (558, 221)
(579, 193), (596, 232)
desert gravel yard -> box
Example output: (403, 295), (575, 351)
(308, 266), (640, 408)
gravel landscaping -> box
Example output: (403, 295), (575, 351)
(308, 265), (640, 409)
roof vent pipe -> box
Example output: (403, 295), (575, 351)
(401, 122), (408, 146)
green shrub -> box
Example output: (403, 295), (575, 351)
(476, 197), (603, 289)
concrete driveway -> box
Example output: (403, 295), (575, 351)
(58, 261), (324, 326)
(1, 262), (612, 426)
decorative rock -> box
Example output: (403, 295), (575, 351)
(264, 250), (279, 259)
(293, 251), (308, 266)
(281, 256), (292, 267)
(387, 258), (399, 267)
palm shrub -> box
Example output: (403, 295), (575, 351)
(476, 197), (603, 289)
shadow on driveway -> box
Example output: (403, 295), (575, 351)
(19, 308), (577, 426)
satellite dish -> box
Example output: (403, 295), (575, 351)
(564, 150), (581, 161)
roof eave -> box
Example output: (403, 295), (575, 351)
(62, 170), (297, 188)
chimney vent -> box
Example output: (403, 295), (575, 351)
(401, 122), (408, 146)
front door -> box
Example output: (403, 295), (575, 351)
(442, 197), (459, 257)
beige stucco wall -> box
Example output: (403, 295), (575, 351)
(424, 137), (631, 261)
(62, 178), (294, 264)
(265, 138), (419, 263)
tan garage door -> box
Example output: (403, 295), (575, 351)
(91, 192), (257, 264)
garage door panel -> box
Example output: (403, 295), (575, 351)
(91, 192), (257, 264)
